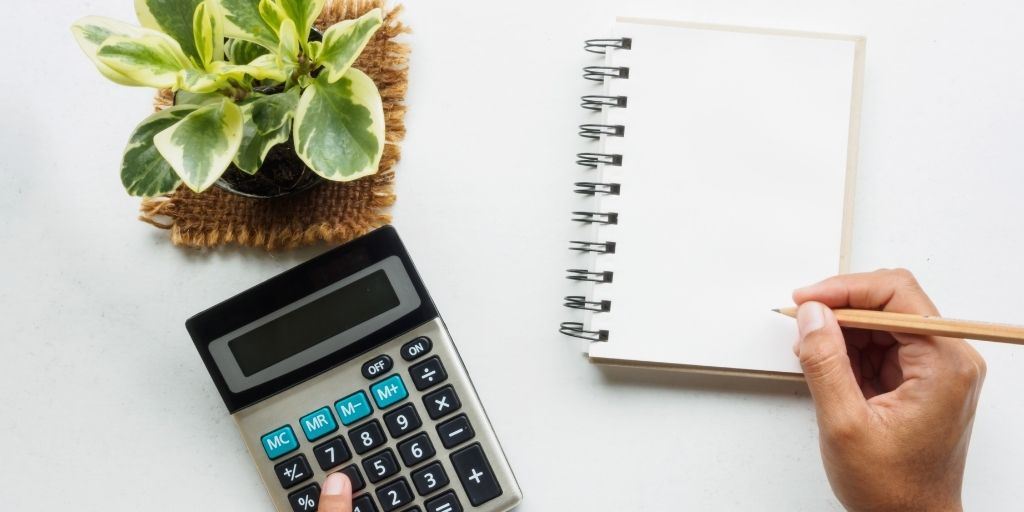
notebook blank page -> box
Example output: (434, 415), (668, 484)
(588, 19), (859, 374)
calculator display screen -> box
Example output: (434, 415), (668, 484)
(228, 269), (400, 377)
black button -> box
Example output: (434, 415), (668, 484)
(436, 415), (475, 449)
(409, 356), (448, 391)
(424, 491), (463, 512)
(338, 464), (366, 492)
(313, 437), (352, 471)
(450, 443), (503, 506)
(352, 494), (378, 512)
(274, 454), (313, 489)
(375, 478), (414, 512)
(383, 403), (422, 439)
(411, 461), (450, 497)
(397, 432), (436, 467)
(423, 385), (461, 420)
(287, 483), (320, 512)
(361, 354), (394, 380)
(405, 508), (422, 512)
(348, 420), (386, 454)
(401, 336), (433, 361)
(361, 448), (400, 483)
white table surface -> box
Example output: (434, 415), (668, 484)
(3, 0), (1024, 510)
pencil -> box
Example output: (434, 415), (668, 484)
(772, 307), (1024, 345)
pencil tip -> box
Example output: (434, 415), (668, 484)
(771, 308), (780, 313)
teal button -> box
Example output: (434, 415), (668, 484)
(370, 374), (408, 409)
(260, 425), (298, 460)
(300, 406), (338, 442)
(335, 391), (373, 426)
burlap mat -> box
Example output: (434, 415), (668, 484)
(139, 0), (408, 250)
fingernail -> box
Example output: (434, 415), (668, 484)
(323, 472), (347, 495)
(797, 302), (826, 337)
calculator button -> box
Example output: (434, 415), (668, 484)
(313, 437), (352, 471)
(336, 391), (373, 426)
(411, 462), (450, 497)
(361, 449), (400, 483)
(436, 415), (475, 449)
(361, 354), (394, 380)
(274, 454), (314, 489)
(383, 403), (422, 439)
(339, 464), (366, 492)
(423, 385), (461, 420)
(352, 494), (378, 512)
(401, 336), (433, 361)
(348, 420), (387, 454)
(450, 443), (503, 506)
(299, 406), (338, 442)
(409, 357), (448, 391)
(405, 508), (422, 512)
(287, 483), (320, 512)
(424, 491), (463, 512)
(397, 432), (436, 467)
(370, 374), (409, 409)
(261, 425), (299, 460)
(375, 478), (414, 511)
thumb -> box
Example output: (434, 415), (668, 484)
(795, 301), (868, 428)
(318, 472), (352, 512)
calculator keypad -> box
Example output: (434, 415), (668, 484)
(362, 449), (401, 483)
(274, 454), (313, 489)
(312, 437), (351, 471)
(423, 386), (462, 420)
(349, 420), (387, 454)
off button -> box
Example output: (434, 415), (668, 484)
(361, 354), (393, 379)
(401, 336), (432, 361)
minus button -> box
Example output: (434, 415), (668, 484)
(436, 414), (475, 449)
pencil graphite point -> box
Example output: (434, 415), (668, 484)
(771, 308), (780, 313)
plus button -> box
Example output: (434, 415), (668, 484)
(468, 468), (484, 484)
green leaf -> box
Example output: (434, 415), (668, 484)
(71, 16), (164, 86)
(234, 88), (300, 173)
(276, 0), (325, 46)
(134, 0), (205, 64)
(293, 69), (384, 181)
(276, 18), (300, 68)
(176, 69), (230, 92)
(258, 0), (289, 33)
(97, 33), (193, 89)
(215, 0), (278, 49)
(316, 8), (382, 83)
(192, 0), (225, 68)
(154, 99), (244, 192)
(175, 90), (225, 106)
(226, 37), (269, 64)
(211, 53), (288, 82)
(121, 106), (198, 196)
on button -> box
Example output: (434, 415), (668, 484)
(401, 336), (433, 361)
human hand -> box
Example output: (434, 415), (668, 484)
(318, 472), (352, 512)
(792, 269), (985, 511)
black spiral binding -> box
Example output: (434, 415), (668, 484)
(562, 36), (632, 342)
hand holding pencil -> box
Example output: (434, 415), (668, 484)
(787, 269), (985, 512)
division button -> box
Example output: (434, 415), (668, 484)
(450, 443), (503, 506)
(375, 478), (414, 511)
(411, 462), (450, 497)
(409, 356), (448, 391)
(436, 415), (475, 449)
(401, 336), (433, 361)
(423, 385), (461, 420)
(287, 483), (320, 512)
(313, 436), (352, 471)
(351, 494), (378, 512)
(274, 454), (313, 489)
(348, 419), (387, 454)
(397, 432), (436, 467)
(383, 403), (422, 439)
(361, 354), (394, 380)
(424, 491), (463, 512)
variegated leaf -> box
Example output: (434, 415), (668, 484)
(192, 0), (225, 68)
(97, 33), (193, 89)
(71, 16), (164, 86)
(174, 90), (224, 106)
(211, 54), (288, 82)
(234, 88), (300, 173)
(316, 8), (382, 83)
(177, 69), (229, 92)
(226, 38), (269, 64)
(216, 0), (278, 49)
(293, 69), (384, 181)
(277, 0), (325, 48)
(154, 99), (243, 192)
(121, 106), (198, 196)
(258, 0), (289, 34)
(276, 18), (300, 69)
(134, 0), (205, 64)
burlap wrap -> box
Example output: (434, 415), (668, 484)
(139, 0), (408, 250)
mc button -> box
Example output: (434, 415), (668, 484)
(261, 425), (299, 460)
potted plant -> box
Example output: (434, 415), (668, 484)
(72, 0), (385, 198)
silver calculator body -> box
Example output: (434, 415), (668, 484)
(187, 226), (522, 512)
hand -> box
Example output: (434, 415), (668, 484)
(318, 472), (352, 512)
(792, 269), (985, 512)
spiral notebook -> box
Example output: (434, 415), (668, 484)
(561, 18), (865, 378)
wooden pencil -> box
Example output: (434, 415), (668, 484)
(772, 307), (1024, 345)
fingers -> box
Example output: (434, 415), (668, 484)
(318, 472), (352, 512)
(795, 302), (869, 433)
(793, 268), (939, 316)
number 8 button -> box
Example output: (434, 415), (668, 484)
(347, 420), (386, 455)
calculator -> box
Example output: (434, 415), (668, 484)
(186, 226), (522, 512)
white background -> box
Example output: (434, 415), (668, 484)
(2, 0), (1024, 510)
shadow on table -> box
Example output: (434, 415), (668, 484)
(595, 363), (809, 398)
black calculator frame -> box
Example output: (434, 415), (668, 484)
(186, 226), (440, 413)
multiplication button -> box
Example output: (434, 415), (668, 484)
(423, 385), (461, 419)
(287, 483), (320, 512)
(409, 356), (447, 391)
(436, 415), (475, 449)
(450, 443), (503, 506)
(274, 453), (313, 489)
